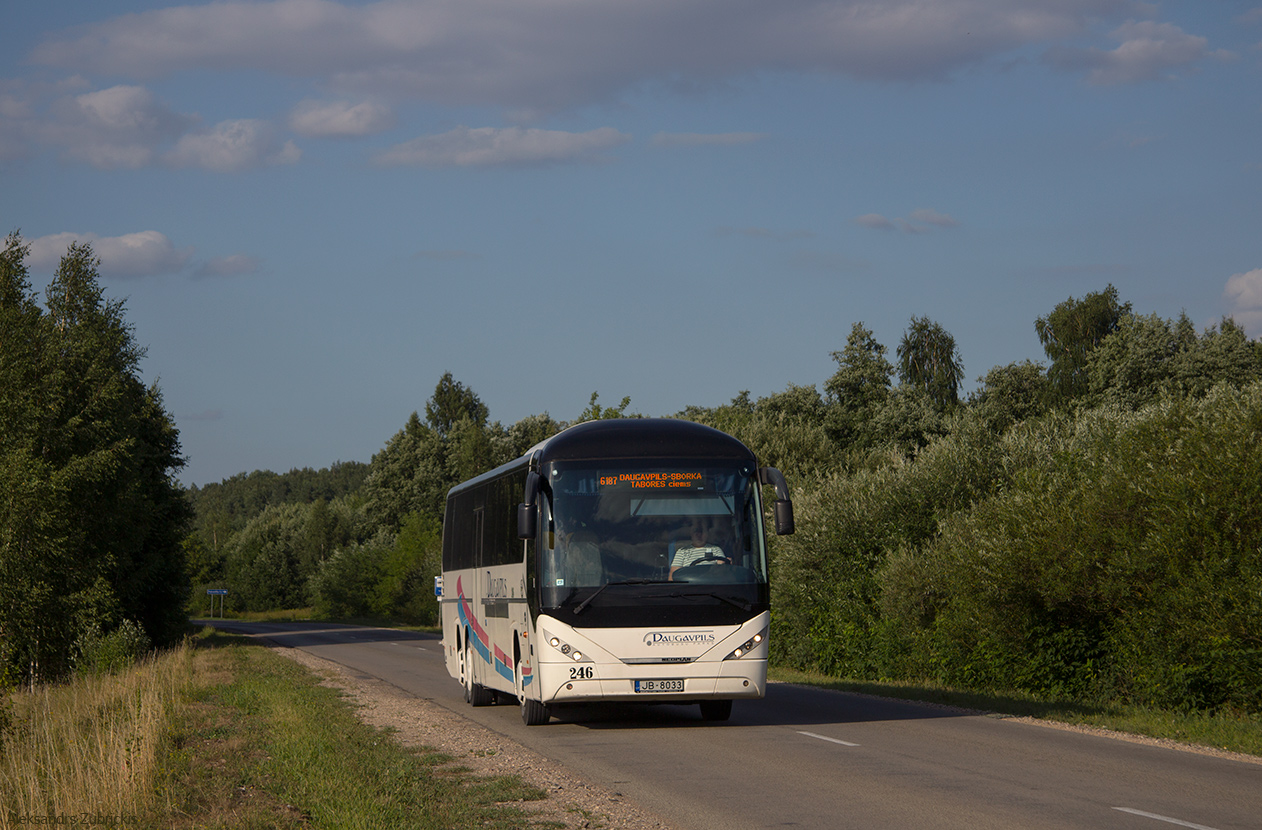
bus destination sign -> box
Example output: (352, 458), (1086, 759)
(599, 471), (706, 491)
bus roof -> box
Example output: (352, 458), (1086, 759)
(537, 418), (756, 465)
(445, 418), (757, 500)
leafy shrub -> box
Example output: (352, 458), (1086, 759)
(772, 417), (1006, 677)
(883, 384), (1262, 710)
(372, 512), (443, 624)
(73, 619), (152, 676)
(306, 541), (390, 619)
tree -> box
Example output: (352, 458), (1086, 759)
(425, 371), (488, 436)
(1036, 285), (1131, 405)
(824, 323), (893, 451)
(1085, 312), (1262, 410)
(896, 316), (964, 408)
(969, 361), (1050, 433)
(364, 374), (503, 533)
(577, 391), (633, 421)
(1, 235), (190, 683)
(362, 412), (447, 532)
(500, 412), (562, 459)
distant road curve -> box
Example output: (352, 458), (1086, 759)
(202, 620), (1262, 830)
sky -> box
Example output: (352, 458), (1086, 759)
(3, 0), (1261, 487)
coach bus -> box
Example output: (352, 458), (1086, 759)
(438, 418), (794, 725)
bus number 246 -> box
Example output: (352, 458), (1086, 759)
(569, 666), (594, 680)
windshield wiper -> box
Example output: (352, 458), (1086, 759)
(643, 591), (753, 612)
(698, 592), (753, 612)
(572, 579), (668, 614)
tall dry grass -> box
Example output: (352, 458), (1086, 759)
(0, 642), (191, 827)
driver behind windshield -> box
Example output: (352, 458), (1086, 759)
(669, 521), (730, 579)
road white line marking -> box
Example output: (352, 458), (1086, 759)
(798, 730), (859, 747)
(1113, 807), (1220, 830)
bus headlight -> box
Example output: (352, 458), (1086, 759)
(546, 634), (591, 662)
(723, 630), (766, 660)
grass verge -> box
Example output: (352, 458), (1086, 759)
(769, 667), (1262, 758)
(2, 629), (553, 829)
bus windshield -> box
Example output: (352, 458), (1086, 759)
(539, 461), (768, 611)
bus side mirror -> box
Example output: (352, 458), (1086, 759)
(773, 499), (794, 536)
(518, 471), (541, 540)
(758, 466), (795, 536)
(517, 503), (537, 540)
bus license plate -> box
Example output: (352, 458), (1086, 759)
(635, 679), (684, 693)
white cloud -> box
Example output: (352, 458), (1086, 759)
(856, 209), (959, 233)
(30, 0), (1130, 114)
(165, 119), (301, 172)
(651, 132), (765, 148)
(1046, 20), (1219, 84)
(1224, 268), (1262, 336)
(195, 254), (261, 279)
(908, 208), (959, 228)
(854, 213), (895, 231)
(289, 99), (395, 137)
(28, 230), (193, 278)
(374, 125), (629, 168)
(3, 82), (304, 171)
(43, 85), (192, 168)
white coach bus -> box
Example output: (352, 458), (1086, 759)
(438, 418), (794, 725)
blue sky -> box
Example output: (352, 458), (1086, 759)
(3, 0), (1260, 487)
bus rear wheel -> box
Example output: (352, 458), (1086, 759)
(700, 699), (732, 721)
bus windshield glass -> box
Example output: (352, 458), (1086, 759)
(539, 462), (768, 612)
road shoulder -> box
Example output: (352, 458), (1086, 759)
(272, 643), (678, 830)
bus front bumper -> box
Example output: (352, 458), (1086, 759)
(543, 659), (767, 703)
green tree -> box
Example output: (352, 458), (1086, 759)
(1, 235), (190, 683)
(896, 316), (965, 408)
(363, 374), (503, 533)
(362, 412), (448, 532)
(499, 412), (562, 459)
(1036, 285), (1131, 405)
(1085, 312), (1262, 410)
(425, 371), (488, 435)
(224, 503), (308, 610)
(577, 391), (633, 421)
(824, 322), (893, 452)
(373, 512), (443, 624)
(969, 360), (1050, 433)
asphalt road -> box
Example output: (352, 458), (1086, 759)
(201, 620), (1261, 830)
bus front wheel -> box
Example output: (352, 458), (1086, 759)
(516, 659), (550, 726)
(522, 696), (550, 726)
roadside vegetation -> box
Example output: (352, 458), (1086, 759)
(0, 628), (553, 829)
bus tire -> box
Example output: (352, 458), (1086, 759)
(516, 656), (550, 725)
(700, 699), (732, 721)
(522, 696), (551, 725)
